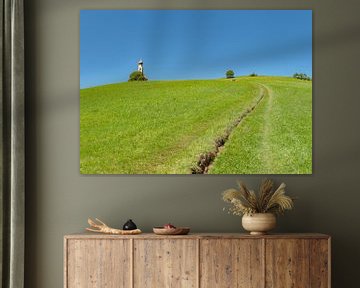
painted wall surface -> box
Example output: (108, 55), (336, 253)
(24, 0), (360, 287)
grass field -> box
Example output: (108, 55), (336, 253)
(80, 76), (312, 174)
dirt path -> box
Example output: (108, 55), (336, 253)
(259, 84), (274, 171)
(191, 84), (268, 174)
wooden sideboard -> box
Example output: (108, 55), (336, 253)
(64, 233), (330, 288)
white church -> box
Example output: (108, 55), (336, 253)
(137, 59), (144, 74)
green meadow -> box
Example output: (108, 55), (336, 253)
(80, 76), (312, 174)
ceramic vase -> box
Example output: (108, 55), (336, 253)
(242, 213), (276, 235)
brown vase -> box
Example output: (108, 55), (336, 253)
(242, 213), (276, 235)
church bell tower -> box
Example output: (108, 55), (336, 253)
(137, 59), (144, 75)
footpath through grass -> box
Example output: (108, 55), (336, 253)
(80, 79), (259, 174)
(209, 77), (312, 174)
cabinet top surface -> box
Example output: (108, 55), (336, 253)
(64, 232), (330, 240)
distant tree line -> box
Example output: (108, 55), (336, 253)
(293, 73), (311, 81)
(225, 70), (260, 79)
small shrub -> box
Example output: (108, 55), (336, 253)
(129, 71), (148, 81)
(226, 70), (235, 79)
(249, 73), (258, 77)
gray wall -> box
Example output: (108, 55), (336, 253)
(25, 0), (360, 287)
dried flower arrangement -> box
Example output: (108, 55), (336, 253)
(222, 179), (294, 216)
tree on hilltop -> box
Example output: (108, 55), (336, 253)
(129, 71), (148, 82)
(226, 70), (235, 79)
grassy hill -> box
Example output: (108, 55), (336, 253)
(80, 76), (312, 174)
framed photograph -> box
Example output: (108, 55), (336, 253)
(80, 10), (312, 174)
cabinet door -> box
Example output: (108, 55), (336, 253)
(265, 239), (329, 288)
(66, 239), (131, 288)
(200, 239), (264, 288)
(309, 239), (330, 288)
(134, 239), (198, 288)
(266, 239), (310, 287)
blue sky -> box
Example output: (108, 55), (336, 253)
(80, 10), (312, 88)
